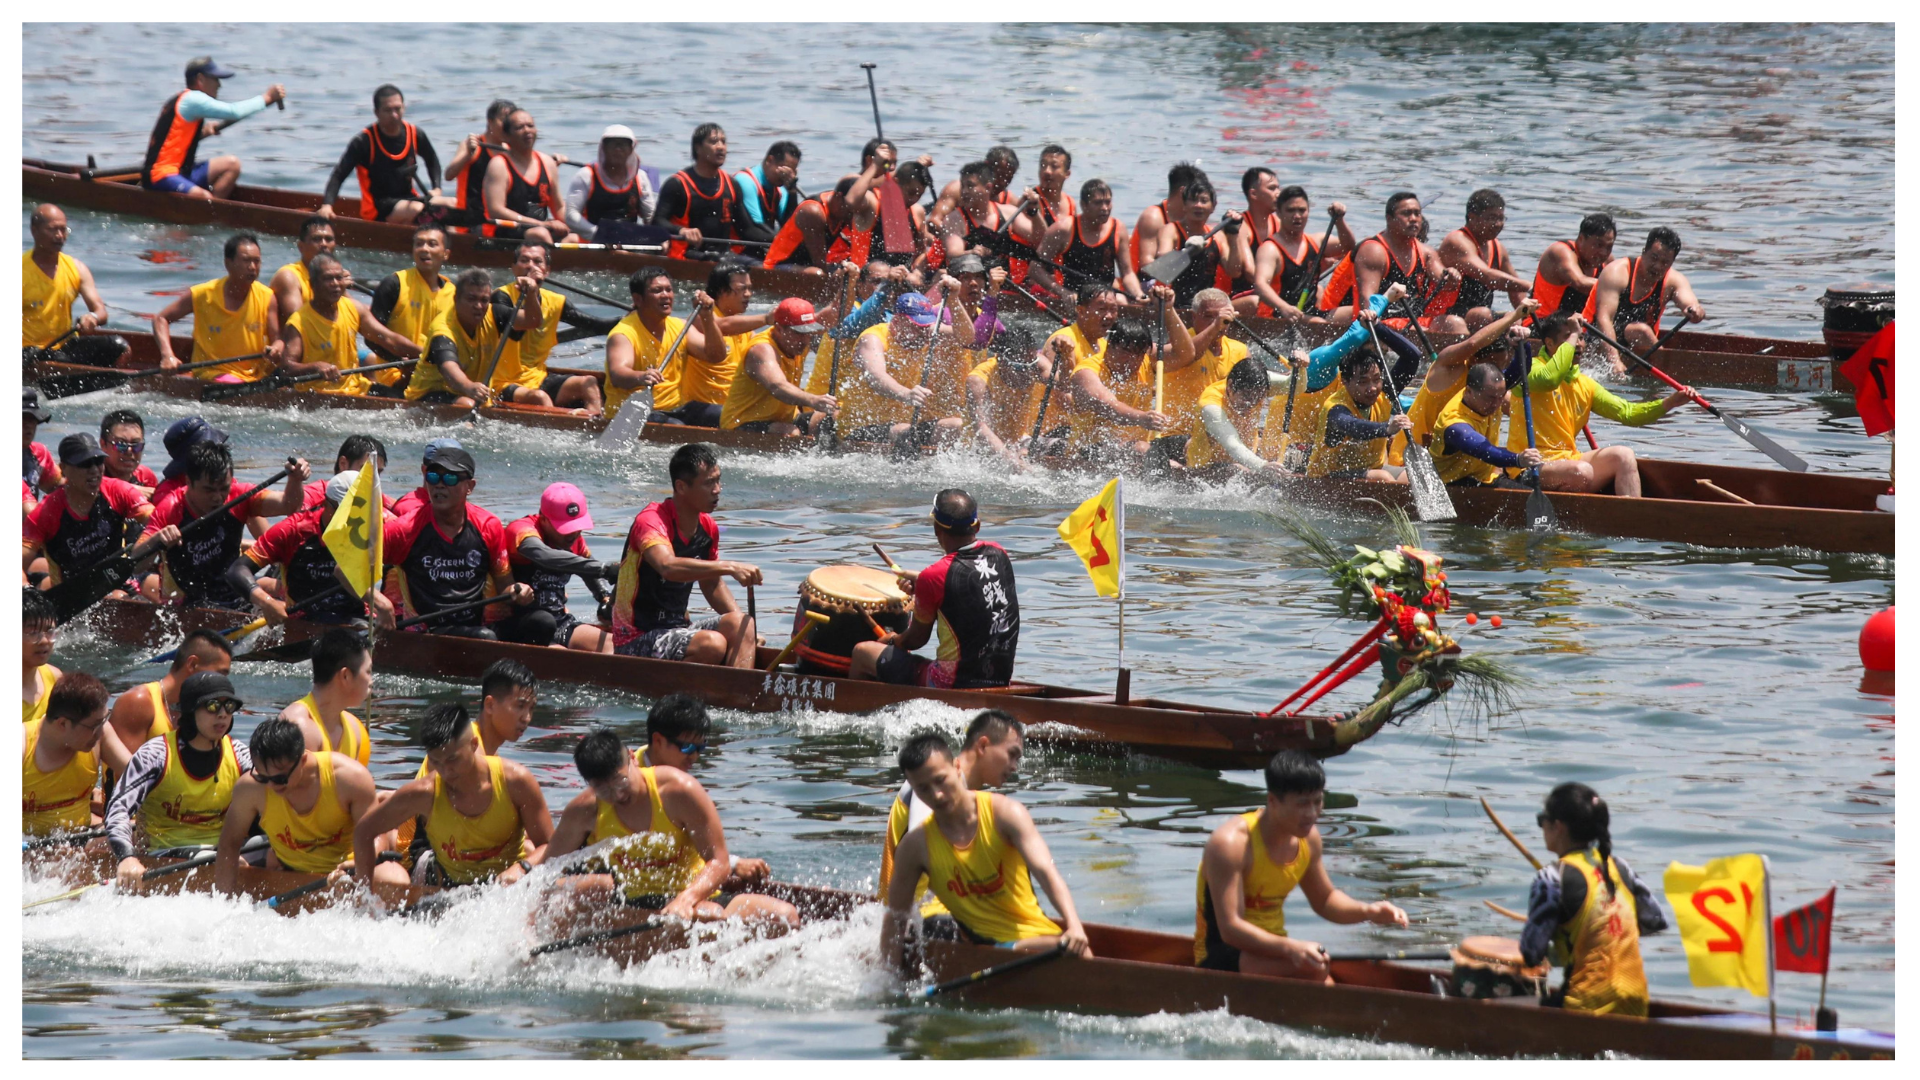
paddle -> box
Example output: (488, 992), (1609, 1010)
(765, 611), (830, 672)
(145, 582), (350, 665)
(1584, 323), (1809, 472)
(542, 276), (632, 311)
(859, 63), (916, 258)
(1365, 320), (1454, 521)
(529, 916), (665, 958)
(1516, 347), (1558, 532)
(1485, 900), (1527, 922)
(1028, 338), (1070, 449)
(23, 826), (105, 851)
(233, 592), (520, 664)
(899, 294), (950, 453)
(816, 265), (858, 450)
(555, 241), (667, 254)
(1479, 796), (1544, 870)
(37, 352), (269, 400)
(596, 300), (706, 449)
(1004, 277), (1073, 328)
(1151, 294), (1166, 416)
(923, 941), (1068, 997)
(202, 358), (417, 402)
(261, 851), (405, 910)
(1296, 214), (1339, 310)
(25, 836), (267, 910)
(1325, 950), (1454, 963)
(1139, 221), (1227, 285)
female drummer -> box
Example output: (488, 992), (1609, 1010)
(1519, 782), (1669, 1016)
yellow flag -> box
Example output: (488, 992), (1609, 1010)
(1057, 477), (1124, 598)
(322, 462), (383, 596)
(1663, 854), (1772, 998)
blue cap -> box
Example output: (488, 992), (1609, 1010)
(161, 416), (228, 480)
(185, 57), (237, 83)
(422, 437), (463, 464)
(894, 292), (939, 327)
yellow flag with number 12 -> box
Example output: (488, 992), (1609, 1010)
(1662, 853), (1772, 998)
(1057, 477), (1123, 597)
(322, 462), (383, 596)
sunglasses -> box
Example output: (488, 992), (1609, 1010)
(1536, 812), (1553, 827)
(425, 470), (471, 487)
(677, 741), (708, 756)
(201, 698), (243, 716)
(253, 764), (297, 786)
(108, 439), (146, 455)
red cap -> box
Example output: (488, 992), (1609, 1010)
(772, 297), (827, 334)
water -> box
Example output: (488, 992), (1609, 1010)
(21, 22), (1894, 1058)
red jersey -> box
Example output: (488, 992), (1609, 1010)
(612, 499), (717, 645)
(23, 478), (152, 581)
(142, 479), (272, 607)
(507, 513), (591, 617)
(245, 506), (364, 622)
(381, 501), (511, 627)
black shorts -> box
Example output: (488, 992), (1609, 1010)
(373, 196), (418, 221)
(365, 380), (406, 399)
(647, 401), (722, 429)
(731, 420), (777, 434)
(46, 334), (130, 367)
(1196, 943), (1241, 972)
(540, 371), (574, 400)
(621, 890), (739, 910)
(921, 914), (997, 945)
(416, 389), (462, 405)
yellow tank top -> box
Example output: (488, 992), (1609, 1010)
(425, 755), (527, 884)
(22, 718), (97, 835)
(259, 750), (355, 873)
(23, 664), (58, 725)
(140, 733), (241, 849)
(604, 312), (690, 414)
(188, 277), (276, 380)
(1269, 380), (1334, 467)
(719, 328), (801, 429)
(1431, 391), (1506, 485)
(410, 306), (516, 400)
(497, 284), (568, 388)
(1157, 337), (1245, 434)
(278, 260), (313, 304)
(923, 792), (1061, 944)
(385, 267), (455, 353)
(287, 301), (370, 396)
(586, 760), (708, 900)
(1305, 383), (1394, 478)
(881, 785), (949, 918)
(1555, 848), (1649, 1016)
(658, 323), (752, 412)
(922, 314), (974, 421)
(1184, 380), (1259, 470)
(1405, 370), (1466, 461)
(294, 692), (370, 768)
(804, 331), (846, 397)
(23, 251), (82, 347)
(1505, 371), (1596, 462)
(1193, 809), (1313, 963)
(965, 357), (1055, 444)
(1065, 332), (1151, 448)
(836, 323), (924, 430)
(140, 681), (173, 741)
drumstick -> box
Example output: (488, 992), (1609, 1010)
(765, 611), (830, 672)
(1485, 900), (1527, 922)
(1479, 796), (1544, 871)
(871, 542), (912, 583)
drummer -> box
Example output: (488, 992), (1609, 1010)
(848, 488), (1018, 690)
(1194, 750), (1409, 981)
(1519, 782), (1668, 1016)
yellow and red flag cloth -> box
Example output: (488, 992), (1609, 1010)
(1839, 322), (1894, 436)
(1663, 854), (1772, 998)
(322, 461), (384, 596)
(1057, 477), (1124, 598)
(1773, 887), (1836, 975)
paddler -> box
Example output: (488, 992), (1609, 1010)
(230, 470), (372, 625)
(603, 267), (714, 418)
(734, 140), (803, 245)
(1156, 286), (1235, 447)
(1527, 212), (1616, 321)
(1131, 162), (1201, 275)
(929, 145), (1018, 231)
(100, 628), (232, 781)
(1301, 334), (1420, 483)
(504, 482), (621, 652)
(1183, 356), (1294, 485)
(138, 441), (310, 610)
(23, 433), (161, 598)
(1505, 314), (1693, 498)
(1318, 192), (1463, 334)
(151, 232), (283, 381)
(268, 215), (337, 323)
(940, 161), (1016, 266)
(22, 587), (63, 725)
(1246, 186), (1354, 323)
(609, 443), (761, 666)
(562, 124), (656, 242)
(24, 389), (61, 501)
(802, 261), (911, 421)
(1437, 189), (1530, 332)
(407, 267), (534, 408)
(652, 257), (766, 428)
(718, 297), (836, 436)
(1221, 167), (1283, 305)
(964, 329), (1061, 469)
(99, 409), (158, 493)
(352, 702), (552, 893)
(24, 203), (122, 364)
(878, 710), (1026, 931)
(364, 225), (453, 396)
(849, 489), (1020, 690)
(277, 628), (375, 766)
(651, 123), (742, 259)
(1271, 286), (1417, 475)
(1005, 144), (1077, 294)
(1061, 310), (1174, 471)
(542, 727), (799, 926)
(139, 56), (285, 200)
(766, 144), (894, 273)
(375, 441), (538, 640)
(1195, 750), (1408, 979)
(214, 716), (405, 889)
(1035, 178), (1145, 301)
(1429, 356), (1546, 489)
(442, 99), (517, 230)
(881, 732), (1092, 962)
(618, 694), (772, 886)
(389, 663), (541, 864)
(490, 240), (619, 412)
(481, 108), (572, 245)
(1401, 297), (1541, 457)
(300, 434), (390, 510)
(840, 289), (966, 449)
(22, 671), (107, 837)
(317, 84), (453, 225)
(1588, 227), (1707, 376)
(277, 253), (421, 396)
(1151, 175), (1229, 308)
(106, 671), (253, 890)
(1520, 782), (1668, 1015)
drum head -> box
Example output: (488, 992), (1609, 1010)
(1456, 936), (1525, 966)
(804, 564), (908, 606)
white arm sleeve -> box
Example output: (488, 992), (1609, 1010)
(1202, 402), (1270, 471)
(563, 170), (596, 241)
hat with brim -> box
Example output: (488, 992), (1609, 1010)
(772, 297), (827, 334)
(23, 389), (51, 423)
(58, 432), (106, 467)
(424, 445), (476, 477)
(894, 292), (939, 327)
(600, 124), (636, 143)
(161, 417), (228, 480)
(186, 56), (236, 81)
(950, 254), (987, 275)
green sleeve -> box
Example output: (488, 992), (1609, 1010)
(1589, 379), (1672, 427)
(1530, 341), (1579, 389)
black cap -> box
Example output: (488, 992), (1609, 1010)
(185, 56), (236, 85)
(162, 416), (228, 480)
(23, 388), (51, 423)
(177, 670), (240, 718)
(58, 432), (106, 467)
(424, 444), (476, 477)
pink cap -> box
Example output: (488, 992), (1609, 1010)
(539, 482), (593, 534)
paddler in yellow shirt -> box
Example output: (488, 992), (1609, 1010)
(1183, 356), (1295, 484)
(213, 716), (406, 890)
(719, 297), (836, 435)
(22, 672), (107, 838)
(364, 224), (455, 396)
(1398, 297), (1540, 465)
(841, 289), (965, 449)
(268, 214), (337, 324)
(150, 232), (284, 382)
(24, 203), (120, 364)
(490, 240), (619, 413)
(651, 257), (766, 428)
(1061, 297), (1174, 470)
(879, 711), (1026, 929)
(882, 731), (1091, 965)
(1428, 357), (1545, 488)
(604, 267), (709, 416)
(1159, 286), (1240, 437)
(278, 253), (420, 396)
(406, 268), (535, 408)
(965, 330), (1065, 469)
(278, 628), (375, 768)
(105, 672), (249, 889)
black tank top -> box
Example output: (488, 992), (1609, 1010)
(664, 170), (736, 238)
(359, 124), (421, 202)
(504, 154), (554, 220)
(1448, 235), (1505, 315)
(1062, 218), (1121, 286)
(960, 205), (1017, 264)
(281, 529), (363, 623)
(583, 163), (641, 225)
(1612, 257), (1669, 337)
(1167, 223), (1222, 308)
(1268, 235), (1322, 310)
(458, 144), (499, 212)
(165, 501), (250, 608)
(399, 513), (493, 626)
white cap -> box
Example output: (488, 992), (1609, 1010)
(600, 124), (636, 143)
(325, 470), (359, 506)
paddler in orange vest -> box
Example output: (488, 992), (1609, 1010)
(442, 98), (516, 229)
(277, 628), (376, 769)
(1035, 179), (1145, 302)
(1318, 192), (1462, 334)
(879, 710), (1026, 931)
(105, 672), (251, 890)
(940, 161), (1018, 266)
(882, 731), (1092, 965)
(1527, 212), (1616, 323)
(720, 297), (836, 436)
(482, 108), (573, 245)
(543, 726), (800, 926)
(269, 215), (337, 324)
(1004, 144), (1077, 297)
(1151, 175), (1232, 308)
(1588, 226), (1706, 377)
(317, 84), (453, 226)
(352, 702), (552, 894)
(100, 628), (232, 782)
(562, 124), (656, 242)
(22, 671), (107, 838)
(150, 232), (284, 381)
(1221, 167), (1284, 308)
(277, 253), (421, 396)
(929, 145), (1017, 233)
(650, 123), (742, 259)
(213, 716), (405, 890)
(1195, 751), (1407, 979)
(734, 140), (804, 245)
(1131, 162), (1201, 275)
(1246, 186), (1354, 324)
(24, 204), (120, 364)
(1436, 189), (1531, 332)
(139, 56), (284, 201)
(1520, 782), (1668, 1015)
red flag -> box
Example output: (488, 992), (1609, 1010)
(1839, 323), (1895, 437)
(1772, 887), (1836, 975)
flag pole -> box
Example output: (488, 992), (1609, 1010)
(1764, 855), (1777, 1035)
(1817, 882), (1838, 1032)
(1115, 476), (1128, 705)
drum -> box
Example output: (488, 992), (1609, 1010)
(1448, 936), (1549, 1000)
(793, 565), (911, 676)
(1819, 284), (1894, 359)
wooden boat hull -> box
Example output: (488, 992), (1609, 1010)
(81, 597), (1391, 770)
(24, 161), (1844, 394)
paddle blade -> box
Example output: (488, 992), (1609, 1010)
(1720, 412), (1810, 472)
(1139, 244), (1194, 286)
(596, 393), (653, 449)
(36, 369), (130, 400)
(876, 175), (915, 256)
(1525, 481), (1559, 532)
(1401, 443), (1456, 522)
(232, 637), (319, 664)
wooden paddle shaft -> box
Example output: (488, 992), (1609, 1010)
(765, 611), (831, 672)
(1479, 796), (1544, 870)
(1696, 478), (1755, 504)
